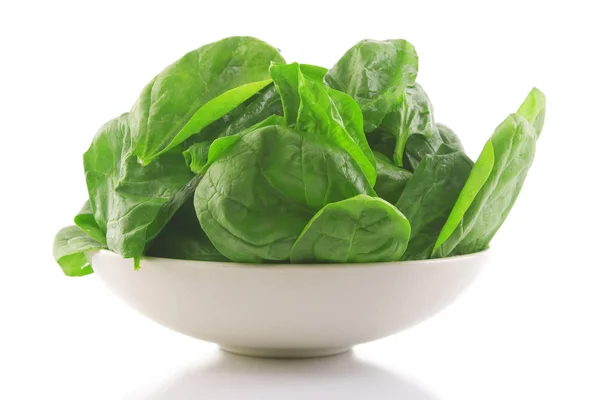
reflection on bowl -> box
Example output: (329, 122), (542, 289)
(93, 249), (489, 358)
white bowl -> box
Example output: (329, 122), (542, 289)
(92, 249), (489, 358)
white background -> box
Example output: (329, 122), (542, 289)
(1, 0), (599, 399)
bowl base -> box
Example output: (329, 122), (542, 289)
(219, 345), (351, 359)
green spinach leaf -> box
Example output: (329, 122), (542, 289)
(516, 87), (546, 136)
(184, 115), (284, 175)
(402, 122), (466, 172)
(299, 64), (328, 82)
(194, 125), (375, 263)
(379, 83), (440, 166)
(396, 145), (473, 260)
(367, 129), (396, 160)
(74, 200), (106, 244)
(290, 194), (410, 263)
(437, 123), (464, 151)
(53, 226), (105, 277)
(270, 62), (376, 186)
(188, 83), (284, 144)
(83, 113), (197, 260)
(130, 36), (285, 164)
(373, 152), (412, 204)
(324, 39), (418, 132)
(403, 133), (437, 171)
(433, 89), (545, 257)
(147, 200), (227, 262)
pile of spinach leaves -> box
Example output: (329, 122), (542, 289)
(53, 36), (545, 276)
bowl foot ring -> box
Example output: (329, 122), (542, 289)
(219, 345), (351, 359)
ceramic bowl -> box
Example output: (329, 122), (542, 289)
(92, 249), (489, 358)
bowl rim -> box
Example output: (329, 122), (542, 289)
(93, 248), (490, 271)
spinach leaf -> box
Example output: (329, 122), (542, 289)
(367, 129), (396, 160)
(437, 123), (464, 151)
(184, 115), (285, 175)
(130, 36), (285, 164)
(194, 125), (375, 263)
(379, 83), (440, 166)
(327, 87), (377, 173)
(324, 39), (418, 132)
(517, 87), (546, 136)
(299, 64), (328, 82)
(433, 89), (545, 257)
(74, 201), (106, 244)
(183, 84), (286, 174)
(183, 141), (212, 175)
(146, 200), (228, 262)
(83, 113), (197, 261)
(433, 141), (494, 257)
(53, 226), (105, 277)
(373, 151), (412, 204)
(402, 122), (466, 172)
(290, 194), (410, 263)
(403, 133), (437, 171)
(192, 83), (284, 143)
(396, 145), (473, 260)
(270, 62), (376, 186)
(194, 65), (328, 144)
